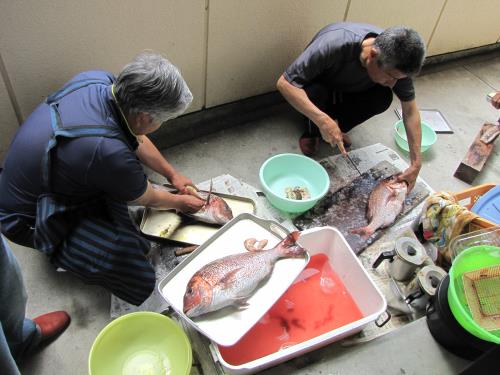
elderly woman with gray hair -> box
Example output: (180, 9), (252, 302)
(277, 22), (426, 191)
(0, 51), (204, 305)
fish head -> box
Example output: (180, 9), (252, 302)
(385, 175), (409, 190)
(183, 276), (213, 318)
(209, 196), (234, 224)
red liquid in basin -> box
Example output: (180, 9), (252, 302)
(217, 253), (363, 365)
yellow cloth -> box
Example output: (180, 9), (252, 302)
(420, 192), (478, 265)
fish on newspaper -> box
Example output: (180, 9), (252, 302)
(183, 231), (306, 318)
(350, 175), (408, 238)
(184, 181), (233, 225)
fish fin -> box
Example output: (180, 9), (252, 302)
(389, 187), (399, 198)
(219, 268), (242, 287)
(350, 226), (374, 238)
(235, 300), (250, 310)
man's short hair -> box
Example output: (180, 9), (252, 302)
(114, 51), (193, 123)
(374, 26), (426, 76)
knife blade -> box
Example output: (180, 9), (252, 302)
(345, 153), (362, 176)
(330, 143), (362, 176)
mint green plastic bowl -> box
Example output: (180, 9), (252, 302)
(259, 153), (330, 213)
(89, 312), (192, 375)
(393, 120), (437, 153)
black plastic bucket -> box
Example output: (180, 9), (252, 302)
(426, 275), (494, 360)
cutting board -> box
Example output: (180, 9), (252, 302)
(294, 160), (430, 254)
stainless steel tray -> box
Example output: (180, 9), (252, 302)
(140, 190), (256, 246)
(158, 213), (310, 346)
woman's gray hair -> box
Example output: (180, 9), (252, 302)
(374, 26), (426, 76)
(114, 51), (193, 123)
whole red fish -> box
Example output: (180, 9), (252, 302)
(183, 231), (306, 318)
(351, 176), (408, 238)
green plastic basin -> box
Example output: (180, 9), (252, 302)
(259, 153), (330, 213)
(393, 120), (437, 153)
(89, 312), (192, 375)
(448, 245), (500, 344)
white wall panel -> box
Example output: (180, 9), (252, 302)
(206, 0), (348, 108)
(0, 1), (206, 119)
(346, 0), (445, 53)
(427, 0), (499, 55)
(0, 0), (497, 122)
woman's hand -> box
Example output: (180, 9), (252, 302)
(169, 173), (194, 192)
(174, 194), (205, 214)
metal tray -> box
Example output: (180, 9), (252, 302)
(140, 190), (256, 246)
(158, 213), (310, 346)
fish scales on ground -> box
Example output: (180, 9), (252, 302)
(350, 175), (408, 238)
(183, 231), (307, 318)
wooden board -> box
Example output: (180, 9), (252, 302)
(454, 123), (498, 184)
(294, 160), (430, 255)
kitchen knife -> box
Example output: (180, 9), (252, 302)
(345, 153), (363, 176)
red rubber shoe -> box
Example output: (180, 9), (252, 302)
(342, 133), (352, 149)
(299, 133), (321, 156)
(33, 311), (71, 342)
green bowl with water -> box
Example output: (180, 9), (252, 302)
(448, 245), (500, 344)
(259, 153), (330, 213)
(89, 312), (192, 375)
(393, 120), (437, 153)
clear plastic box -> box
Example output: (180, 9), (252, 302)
(449, 226), (500, 260)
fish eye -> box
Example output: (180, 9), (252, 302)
(187, 287), (193, 294)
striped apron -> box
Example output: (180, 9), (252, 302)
(33, 78), (155, 305)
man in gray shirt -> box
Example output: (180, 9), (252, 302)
(277, 22), (425, 191)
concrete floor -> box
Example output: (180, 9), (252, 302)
(11, 50), (500, 374)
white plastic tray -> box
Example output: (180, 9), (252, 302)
(158, 213), (310, 346)
(211, 226), (387, 374)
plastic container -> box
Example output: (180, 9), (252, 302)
(470, 185), (500, 225)
(259, 153), (330, 213)
(88, 312), (192, 375)
(210, 226), (387, 374)
(447, 245), (500, 344)
(449, 226), (500, 260)
(393, 120), (437, 153)
(451, 183), (497, 232)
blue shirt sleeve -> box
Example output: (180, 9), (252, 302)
(86, 137), (147, 202)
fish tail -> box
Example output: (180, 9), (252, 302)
(277, 231), (306, 258)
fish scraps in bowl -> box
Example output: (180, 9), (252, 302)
(285, 186), (311, 200)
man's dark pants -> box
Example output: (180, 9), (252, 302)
(303, 82), (393, 136)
